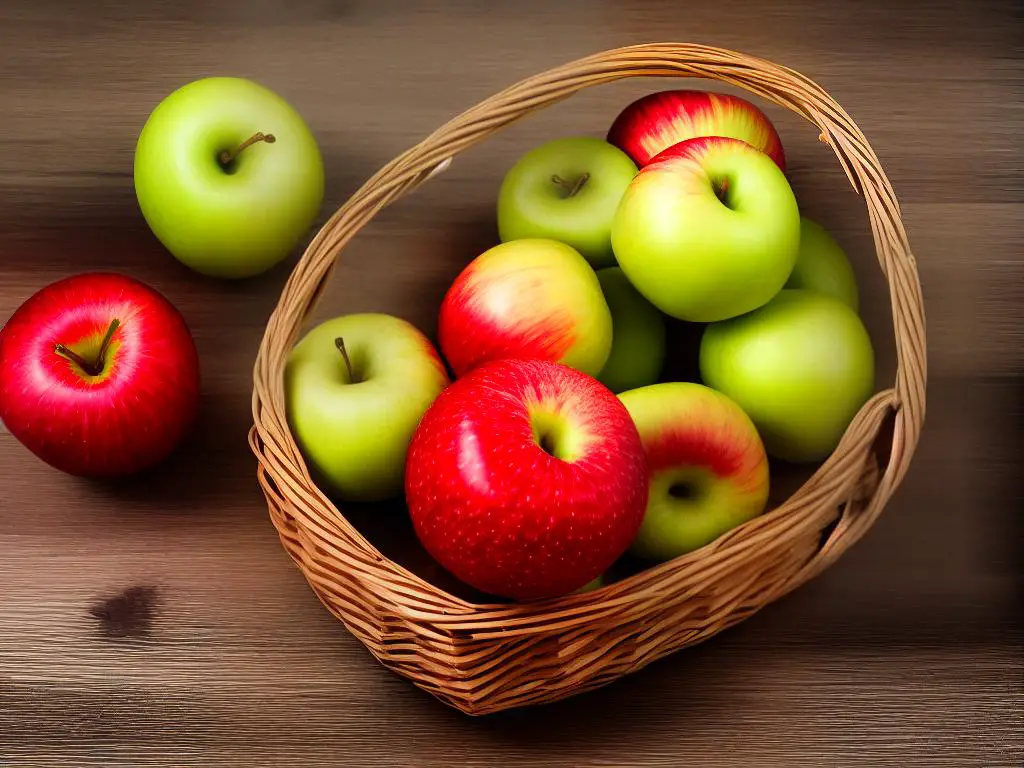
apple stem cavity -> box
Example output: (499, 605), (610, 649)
(711, 177), (732, 208)
(218, 131), (276, 168)
(334, 337), (360, 384)
(550, 172), (590, 199)
(54, 318), (120, 377)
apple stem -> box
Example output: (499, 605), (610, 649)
(551, 172), (590, 198)
(334, 337), (359, 383)
(53, 344), (94, 373)
(218, 131), (276, 167)
(54, 318), (120, 377)
(712, 178), (731, 207)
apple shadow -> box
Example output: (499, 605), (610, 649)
(659, 317), (706, 385)
(80, 383), (264, 517)
(339, 496), (496, 604)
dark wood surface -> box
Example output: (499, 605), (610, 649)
(1, 2), (1021, 766)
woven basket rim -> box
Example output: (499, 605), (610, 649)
(248, 42), (927, 702)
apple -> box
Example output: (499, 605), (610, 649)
(595, 267), (666, 394)
(574, 575), (605, 594)
(700, 289), (875, 463)
(0, 273), (200, 478)
(785, 217), (860, 311)
(496, 136), (637, 268)
(405, 358), (648, 601)
(611, 136), (800, 323)
(607, 89), (786, 170)
(285, 313), (449, 502)
(438, 238), (612, 377)
(134, 76), (325, 279)
(618, 382), (770, 561)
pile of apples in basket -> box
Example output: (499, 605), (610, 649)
(0, 79), (874, 603)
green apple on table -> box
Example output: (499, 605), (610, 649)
(134, 76), (325, 279)
(285, 313), (449, 502)
(700, 289), (875, 464)
(595, 267), (666, 394)
(611, 136), (800, 322)
(497, 136), (637, 268)
(785, 217), (860, 311)
(619, 382), (770, 561)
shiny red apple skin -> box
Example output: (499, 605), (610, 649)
(607, 90), (786, 170)
(405, 358), (648, 601)
(0, 272), (200, 478)
(437, 239), (612, 378)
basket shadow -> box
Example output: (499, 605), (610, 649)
(463, 624), (753, 739)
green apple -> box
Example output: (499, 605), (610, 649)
(619, 382), (770, 561)
(611, 136), (800, 322)
(285, 313), (449, 501)
(595, 267), (666, 393)
(135, 77), (325, 279)
(785, 217), (859, 311)
(497, 136), (637, 268)
(700, 289), (875, 463)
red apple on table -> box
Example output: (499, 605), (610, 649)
(618, 382), (770, 561)
(0, 273), (200, 478)
(607, 89), (786, 170)
(438, 239), (612, 377)
(405, 358), (648, 601)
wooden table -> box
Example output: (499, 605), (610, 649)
(1, 2), (1020, 766)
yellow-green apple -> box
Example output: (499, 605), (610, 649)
(497, 136), (637, 268)
(438, 238), (612, 377)
(785, 217), (860, 311)
(575, 575), (605, 594)
(405, 359), (648, 601)
(700, 289), (875, 463)
(285, 313), (449, 501)
(619, 382), (769, 561)
(595, 267), (666, 394)
(611, 136), (800, 322)
(0, 273), (200, 478)
(607, 89), (786, 169)
(134, 77), (324, 279)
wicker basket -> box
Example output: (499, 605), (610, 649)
(249, 43), (927, 716)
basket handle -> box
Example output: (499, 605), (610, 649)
(252, 42), (927, 547)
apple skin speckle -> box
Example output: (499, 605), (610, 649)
(405, 358), (648, 601)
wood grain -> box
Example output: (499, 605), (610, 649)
(1, 1), (1021, 766)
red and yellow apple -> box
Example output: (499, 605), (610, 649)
(0, 273), (200, 478)
(405, 358), (648, 601)
(611, 136), (800, 323)
(618, 382), (770, 561)
(438, 238), (612, 377)
(607, 89), (786, 170)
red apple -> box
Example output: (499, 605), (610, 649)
(607, 90), (786, 170)
(405, 358), (648, 601)
(438, 239), (612, 378)
(0, 273), (200, 478)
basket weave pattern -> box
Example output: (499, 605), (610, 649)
(249, 43), (927, 715)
